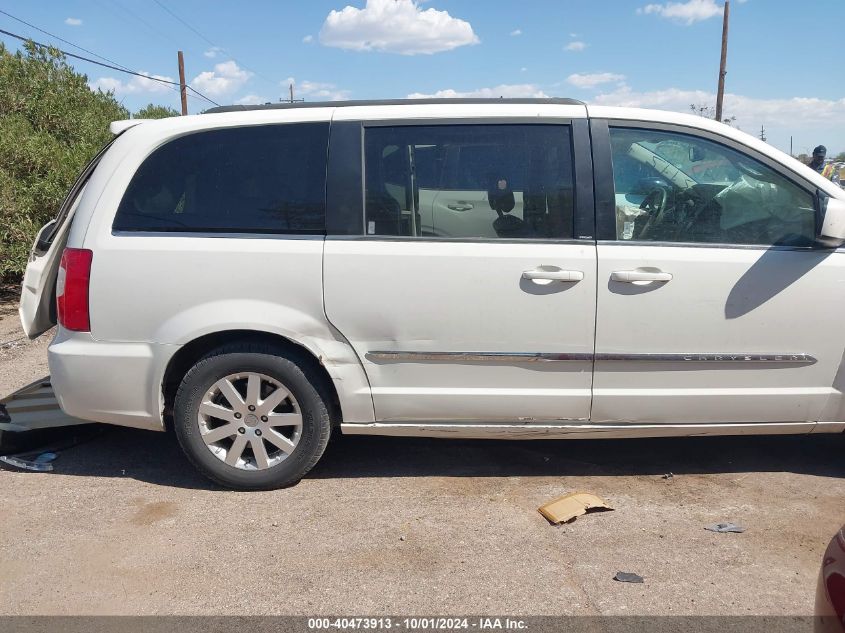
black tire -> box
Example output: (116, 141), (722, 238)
(173, 343), (332, 490)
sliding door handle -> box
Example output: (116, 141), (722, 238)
(611, 270), (673, 283)
(523, 269), (584, 282)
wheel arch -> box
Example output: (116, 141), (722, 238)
(161, 329), (343, 430)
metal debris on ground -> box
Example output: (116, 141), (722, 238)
(661, 472), (674, 480)
(0, 451), (58, 472)
(705, 522), (746, 533)
(538, 492), (614, 525)
(614, 571), (645, 583)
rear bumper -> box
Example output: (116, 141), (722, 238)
(48, 328), (175, 432)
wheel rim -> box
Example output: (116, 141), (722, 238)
(197, 372), (302, 471)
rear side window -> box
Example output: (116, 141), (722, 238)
(113, 123), (329, 234)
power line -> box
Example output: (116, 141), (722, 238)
(0, 26), (220, 107)
(107, 0), (178, 49)
(0, 8), (133, 72)
(151, 0), (216, 48)
(151, 0), (276, 88)
(0, 6), (188, 106)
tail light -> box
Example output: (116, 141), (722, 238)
(57, 248), (93, 332)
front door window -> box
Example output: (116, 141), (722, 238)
(609, 127), (816, 247)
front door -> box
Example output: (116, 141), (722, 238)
(591, 123), (845, 424)
(324, 121), (597, 423)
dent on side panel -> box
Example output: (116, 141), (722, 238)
(151, 299), (376, 424)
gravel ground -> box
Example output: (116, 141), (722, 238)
(0, 299), (843, 616)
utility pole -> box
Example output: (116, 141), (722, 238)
(790, 136), (793, 156)
(282, 82), (304, 104)
(177, 50), (188, 115)
(715, 0), (730, 122)
(759, 125), (766, 142)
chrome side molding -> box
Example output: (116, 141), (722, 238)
(367, 351), (592, 363)
(596, 353), (816, 364)
(366, 351), (816, 364)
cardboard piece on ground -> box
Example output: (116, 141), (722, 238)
(538, 492), (614, 524)
(614, 571), (645, 584)
(705, 522), (746, 533)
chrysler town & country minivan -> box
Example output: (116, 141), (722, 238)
(18, 99), (845, 489)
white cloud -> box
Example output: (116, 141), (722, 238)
(203, 46), (224, 58)
(565, 41), (587, 52)
(520, 67), (527, 72)
(191, 61), (252, 98)
(234, 94), (268, 105)
(408, 84), (549, 99)
(569, 32), (579, 38)
(510, 29), (522, 36)
(319, 0), (479, 55)
(303, 34), (314, 43)
(637, 0), (722, 25)
(89, 71), (174, 95)
(566, 72), (626, 89)
(286, 78), (351, 101)
(592, 85), (845, 152)
(64, 17), (82, 26)
(593, 86), (845, 127)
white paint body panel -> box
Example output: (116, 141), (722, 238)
(323, 240), (596, 422)
(593, 245), (845, 423)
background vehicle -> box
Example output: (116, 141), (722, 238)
(817, 526), (845, 633)
(16, 99), (845, 489)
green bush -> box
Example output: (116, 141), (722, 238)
(0, 41), (128, 282)
(134, 103), (180, 119)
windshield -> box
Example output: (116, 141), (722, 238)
(633, 137), (741, 186)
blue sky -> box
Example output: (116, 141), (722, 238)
(1, 0), (844, 155)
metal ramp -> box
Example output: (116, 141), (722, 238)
(0, 377), (89, 433)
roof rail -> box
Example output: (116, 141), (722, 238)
(203, 97), (585, 114)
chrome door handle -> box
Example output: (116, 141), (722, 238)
(523, 269), (584, 282)
(447, 203), (474, 211)
(610, 270), (673, 283)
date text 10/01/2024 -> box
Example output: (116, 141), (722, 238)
(307, 618), (529, 630)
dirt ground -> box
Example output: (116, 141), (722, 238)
(0, 297), (843, 616)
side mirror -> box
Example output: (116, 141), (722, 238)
(689, 146), (705, 162)
(819, 197), (845, 246)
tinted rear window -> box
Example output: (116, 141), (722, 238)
(113, 123), (329, 234)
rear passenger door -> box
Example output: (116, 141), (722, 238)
(323, 118), (597, 425)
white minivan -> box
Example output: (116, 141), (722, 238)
(17, 99), (845, 489)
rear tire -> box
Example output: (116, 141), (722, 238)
(173, 343), (332, 490)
